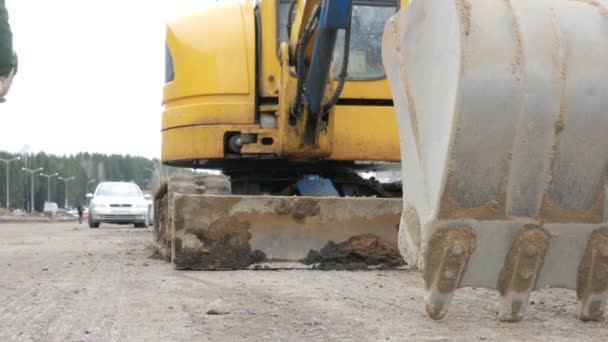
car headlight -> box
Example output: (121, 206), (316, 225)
(135, 204), (148, 209)
(94, 203), (108, 208)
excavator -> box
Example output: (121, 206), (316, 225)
(157, 0), (608, 323)
(156, 0), (404, 270)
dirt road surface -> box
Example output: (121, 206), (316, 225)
(0, 222), (606, 341)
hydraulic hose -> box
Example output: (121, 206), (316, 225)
(290, 5), (321, 123)
(322, 9), (352, 119)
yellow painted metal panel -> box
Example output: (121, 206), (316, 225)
(162, 95), (254, 129)
(164, 1), (255, 99)
(162, 124), (260, 162)
(259, 0), (281, 98)
(162, 126), (227, 161)
(329, 105), (400, 161)
(336, 79), (392, 100)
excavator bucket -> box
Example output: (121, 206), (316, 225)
(383, 0), (608, 321)
(154, 175), (403, 270)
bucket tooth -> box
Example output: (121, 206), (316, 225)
(577, 228), (608, 321)
(497, 225), (551, 322)
(423, 227), (475, 320)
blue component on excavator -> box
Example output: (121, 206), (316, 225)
(305, 0), (352, 132)
(305, 0), (352, 116)
(318, 0), (352, 29)
(296, 175), (340, 197)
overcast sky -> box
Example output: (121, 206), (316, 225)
(1, 0), (212, 159)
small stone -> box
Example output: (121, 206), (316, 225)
(206, 309), (229, 315)
(207, 299), (230, 315)
(451, 246), (463, 256)
(443, 270), (457, 280)
(42, 268), (48, 272)
(531, 301), (535, 305)
(85, 331), (90, 334)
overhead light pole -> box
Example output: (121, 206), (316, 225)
(0, 156), (20, 209)
(58, 176), (75, 209)
(39, 172), (59, 202)
(87, 178), (96, 193)
(144, 167), (155, 190)
(22, 167), (43, 212)
(86, 179), (96, 206)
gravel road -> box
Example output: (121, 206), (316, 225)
(0, 222), (606, 341)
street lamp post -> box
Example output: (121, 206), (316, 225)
(39, 173), (59, 202)
(87, 179), (96, 206)
(58, 176), (75, 209)
(144, 167), (155, 191)
(87, 178), (96, 194)
(0, 156), (20, 209)
(22, 167), (43, 212)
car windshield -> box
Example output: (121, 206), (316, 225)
(96, 183), (142, 197)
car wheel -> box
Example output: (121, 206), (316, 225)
(88, 214), (100, 228)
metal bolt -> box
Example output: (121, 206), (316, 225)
(451, 246), (463, 256)
(444, 269), (457, 280)
(524, 245), (538, 257)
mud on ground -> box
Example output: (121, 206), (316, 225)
(303, 234), (405, 270)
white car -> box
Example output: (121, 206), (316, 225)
(87, 182), (151, 228)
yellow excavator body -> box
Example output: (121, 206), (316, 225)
(156, 0), (407, 273)
(161, 0), (403, 163)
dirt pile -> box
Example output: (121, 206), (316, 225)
(174, 216), (267, 270)
(303, 234), (405, 270)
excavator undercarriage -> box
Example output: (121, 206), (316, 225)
(154, 163), (404, 271)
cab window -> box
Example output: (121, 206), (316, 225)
(277, 0), (399, 80)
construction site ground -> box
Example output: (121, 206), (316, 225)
(0, 222), (606, 341)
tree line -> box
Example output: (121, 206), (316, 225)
(0, 151), (183, 212)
